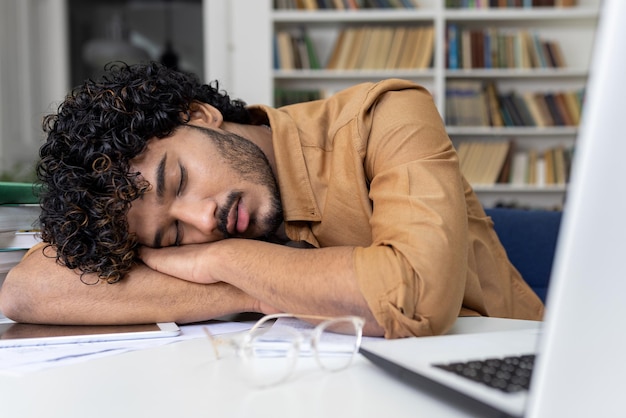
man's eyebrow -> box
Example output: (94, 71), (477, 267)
(156, 153), (168, 203)
(153, 152), (168, 248)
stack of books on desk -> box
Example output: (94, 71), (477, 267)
(0, 182), (43, 293)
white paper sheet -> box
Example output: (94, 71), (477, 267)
(0, 321), (254, 375)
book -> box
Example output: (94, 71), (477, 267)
(325, 28), (346, 69)
(515, 31), (532, 69)
(527, 149), (538, 185)
(0, 182), (41, 205)
(415, 26), (435, 69)
(562, 91), (581, 125)
(509, 150), (529, 186)
(544, 148), (555, 184)
(535, 155), (546, 187)
(497, 140), (516, 184)
(500, 93), (525, 126)
(484, 82), (504, 127)
(0, 204), (41, 232)
(552, 145), (567, 185)
(333, 27), (358, 69)
(374, 26), (396, 69)
(457, 140), (512, 185)
(532, 94), (555, 126)
(0, 230), (42, 250)
(355, 27), (377, 69)
(406, 26), (425, 69)
(302, 30), (321, 69)
(483, 28), (494, 68)
(276, 31), (295, 70)
(397, 27), (422, 69)
(544, 41), (566, 68)
(522, 91), (547, 127)
(471, 30), (484, 68)
(447, 24), (459, 69)
(445, 80), (488, 126)
(461, 28), (472, 69)
(274, 88), (323, 106)
(511, 93), (536, 126)
(531, 32), (548, 68)
(291, 34), (304, 69)
(544, 93), (566, 126)
(486, 141), (514, 185)
(386, 27), (408, 69)
(553, 93), (575, 126)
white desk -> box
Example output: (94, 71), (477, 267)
(0, 317), (540, 418)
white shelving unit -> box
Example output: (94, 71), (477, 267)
(272, 5), (443, 108)
(210, 0), (600, 209)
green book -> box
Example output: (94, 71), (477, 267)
(0, 182), (41, 205)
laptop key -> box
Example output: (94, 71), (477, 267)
(434, 354), (535, 393)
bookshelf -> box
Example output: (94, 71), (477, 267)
(214, 0), (600, 209)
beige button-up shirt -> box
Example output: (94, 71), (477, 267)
(249, 79), (544, 339)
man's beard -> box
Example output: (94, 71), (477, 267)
(192, 125), (284, 239)
(217, 189), (283, 239)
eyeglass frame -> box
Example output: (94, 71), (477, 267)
(204, 313), (366, 387)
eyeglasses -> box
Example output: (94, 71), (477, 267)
(205, 313), (365, 388)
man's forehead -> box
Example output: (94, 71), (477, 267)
(130, 136), (166, 166)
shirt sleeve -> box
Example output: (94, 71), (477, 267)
(353, 84), (469, 338)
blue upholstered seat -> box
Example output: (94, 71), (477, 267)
(485, 207), (562, 303)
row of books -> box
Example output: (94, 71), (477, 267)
(275, 88), (327, 107)
(326, 25), (434, 70)
(274, 0), (418, 10)
(447, 25), (566, 70)
(0, 182), (42, 290)
(446, 0), (575, 8)
(445, 80), (583, 127)
(275, 0), (573, 9)
(275, 29), (321, 70)
(0, 182), (41, 233)
(275, 25), (435, 71)
(457, 140), (572, 186)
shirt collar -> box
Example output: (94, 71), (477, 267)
(247, 105), (321, 223)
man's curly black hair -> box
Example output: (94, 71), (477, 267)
(37, 62), (252, 284)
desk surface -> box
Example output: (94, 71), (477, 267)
(0, 317), (540, 418)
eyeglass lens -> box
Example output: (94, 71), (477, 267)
(314, 318), (361, 371)
(238, 317), (361, 387)
(240, 326), (300, 387)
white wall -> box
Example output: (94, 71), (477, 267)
(204, 0), (272, 106)
(0, 0), (69, 179)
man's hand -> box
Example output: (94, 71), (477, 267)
(140, 238), (383, 335)
(139, 244), (219, 284)
(140, 244), (283, 316)
(141, 238), (384, 336)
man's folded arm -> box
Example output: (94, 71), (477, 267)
(0, 244), (256, 325)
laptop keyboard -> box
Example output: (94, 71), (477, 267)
(434, 354), (535, 393)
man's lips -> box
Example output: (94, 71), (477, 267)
(226, 195), (250, 236)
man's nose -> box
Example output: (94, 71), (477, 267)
(172, 198), (219, 240)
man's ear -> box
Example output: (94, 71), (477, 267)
(187, 101), (223, 128)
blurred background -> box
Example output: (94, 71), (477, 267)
(69, 0), (203, 86)
(0, 0), (205, 182)
(0, 0), (602, 213)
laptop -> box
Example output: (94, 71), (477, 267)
(359, 1), (626, 417)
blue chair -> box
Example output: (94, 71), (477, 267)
(485, 207), (562, 303)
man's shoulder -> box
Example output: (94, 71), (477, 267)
(330, 79), (426, 101)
